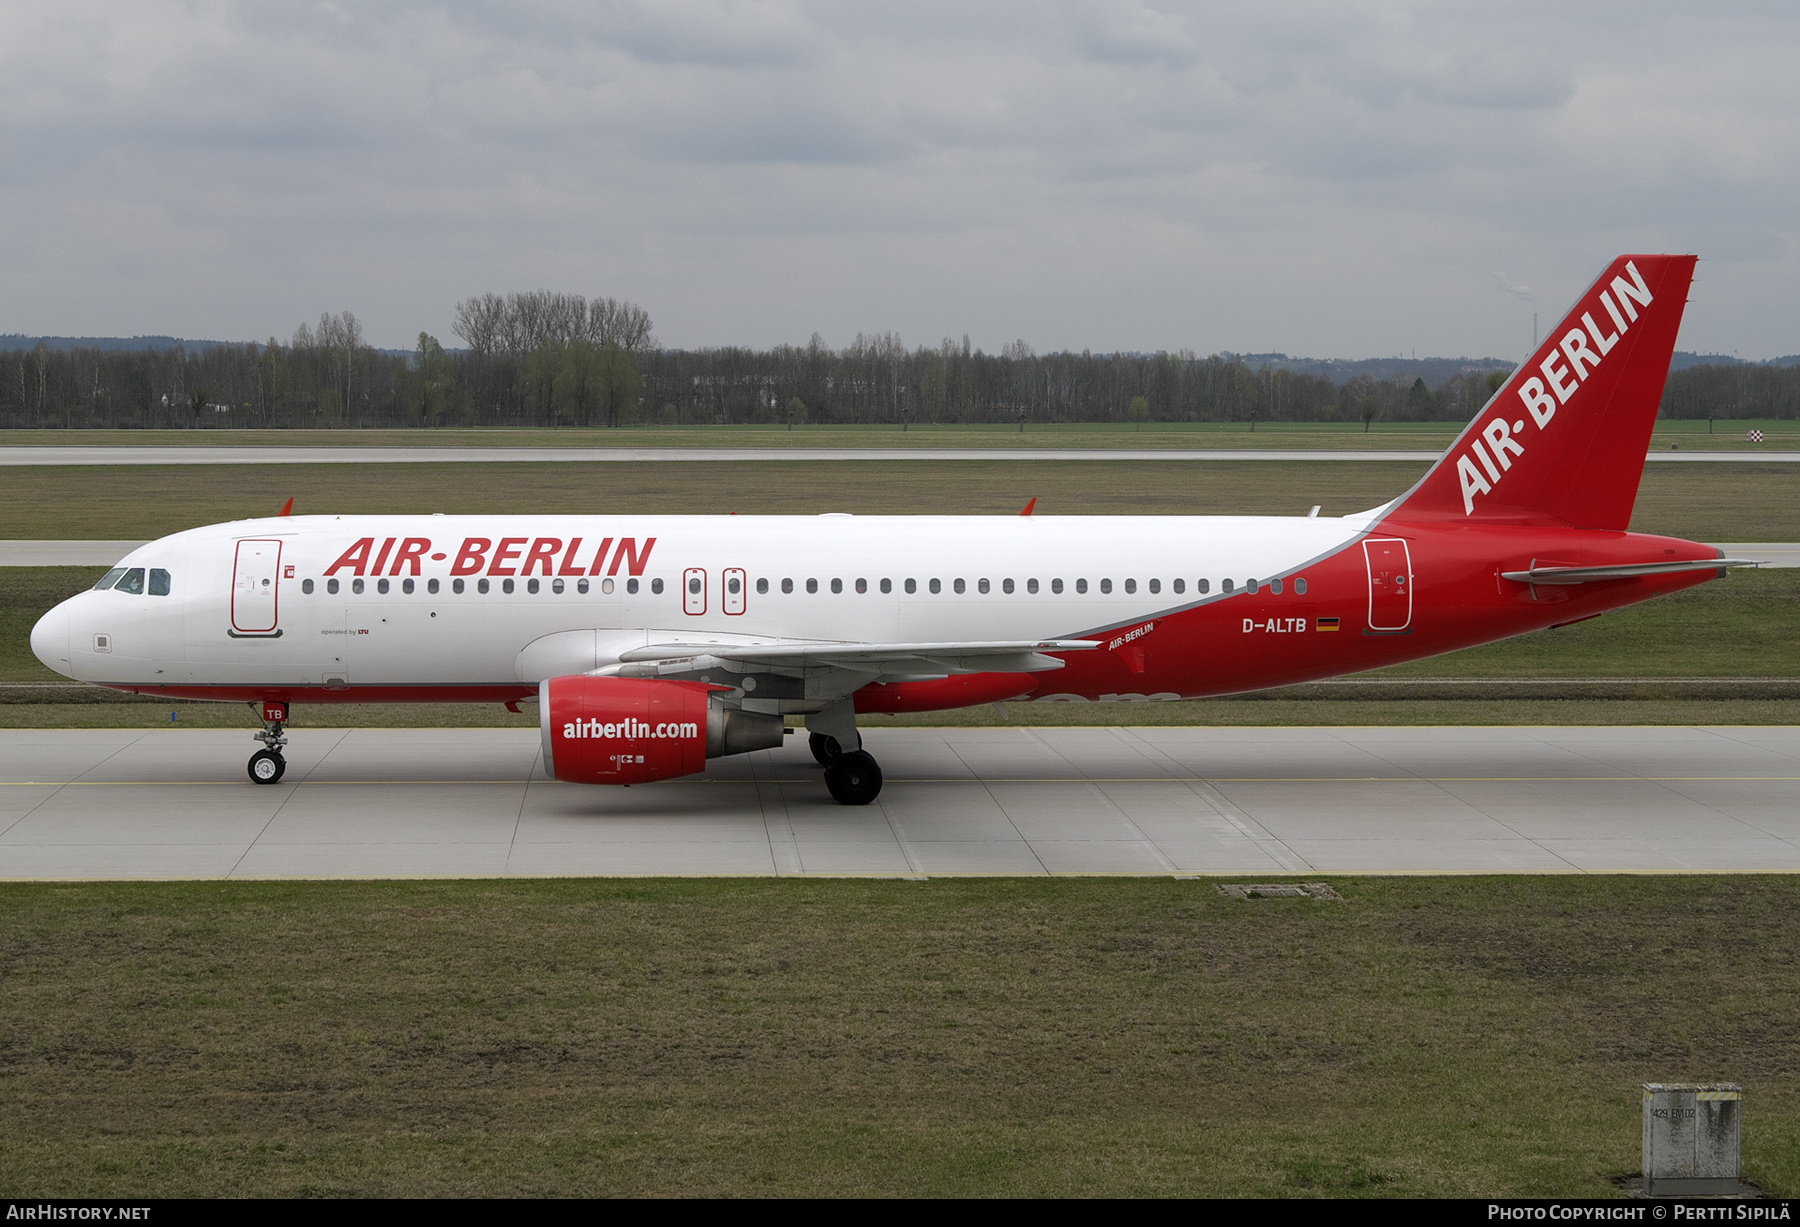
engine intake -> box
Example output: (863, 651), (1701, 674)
(538, 675), (784, 785)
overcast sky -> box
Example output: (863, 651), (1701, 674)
(2, 1), (1796, 359)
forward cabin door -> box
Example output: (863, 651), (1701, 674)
(1362, 538), (1412, 632)
(230, 539), (282, 636)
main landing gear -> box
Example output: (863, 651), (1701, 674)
(248, 703), (288, 785)
(809, 730), (883, 806)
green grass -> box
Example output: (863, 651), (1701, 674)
(5, 418), (1797, 451)
(0, 876), (1794, 1197)
(2, 456), (1798, 540)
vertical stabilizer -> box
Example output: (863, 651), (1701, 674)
(1387, 255), (1696, 530)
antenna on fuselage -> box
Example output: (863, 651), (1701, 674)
(277, 498), (293, 517)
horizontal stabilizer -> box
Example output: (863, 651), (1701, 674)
(1500, 559), (1759, 586)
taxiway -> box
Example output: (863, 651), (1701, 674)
(3, 725), (1797, 879)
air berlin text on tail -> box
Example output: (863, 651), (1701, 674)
(1457, 261), (1655, 516)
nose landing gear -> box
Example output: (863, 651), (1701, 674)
(248, 700), (288, 785)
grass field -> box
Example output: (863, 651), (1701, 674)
(0, 876), (1793, 1198)
(3, 456), (1798, 540)
(4, 418), (1797, 450)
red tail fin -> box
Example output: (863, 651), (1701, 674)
(1387, 255), (1696, 530)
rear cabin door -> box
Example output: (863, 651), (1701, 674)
(1362, 538), (1412, 632)
(231, 539), (282, 635)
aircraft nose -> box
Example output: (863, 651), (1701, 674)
(31, 603), (72, 678)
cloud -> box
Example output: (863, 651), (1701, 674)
(0, 1), (1795, 358)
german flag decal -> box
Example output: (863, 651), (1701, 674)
(1316, 617), (1340, 632)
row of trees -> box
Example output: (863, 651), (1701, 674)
(3, 301), (1796, 429)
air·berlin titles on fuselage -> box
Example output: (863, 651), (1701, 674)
(325, 536), (657, 578)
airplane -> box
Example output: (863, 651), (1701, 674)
(30, 254), (1752, 805)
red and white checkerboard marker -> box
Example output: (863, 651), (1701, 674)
(1747, 429), (1765, 442)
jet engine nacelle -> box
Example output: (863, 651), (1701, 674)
(538, 675), (785, 785)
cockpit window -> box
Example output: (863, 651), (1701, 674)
(149, 568), (171, 596)
(114, 568), (145, 595)
(94, 568), (126, 590)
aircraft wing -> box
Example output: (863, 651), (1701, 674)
(1500, 559), (1761, 586)
(616, 639), (1099, 675)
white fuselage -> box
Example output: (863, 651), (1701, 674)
(34, 512), (1368, 692)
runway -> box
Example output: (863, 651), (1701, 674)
(2, 445), (1798, 465)
(3, 725), (1798, 879)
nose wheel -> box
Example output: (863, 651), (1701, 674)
(248, 748), (286, 785)
(248, 706), (289, 785)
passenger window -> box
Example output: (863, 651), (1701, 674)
(1100, 579), (1113, 594)
(806, 578), (818, 594)
(1270, 578), (1282, 594)
(1247, 579), (1258, 594)
(453, 578), (465, 594)
(527, 578), (539, 594)
(905, 579), (917, 594)
(94, 568), (126, 590)
(627, 578), (640, 595)
(503, 578), (515, 594)
(551, 578), (563, 594)
(328, 578), (340, 595)
(378, 578), (390, 594)
(577, 578), (590, 594)
(1123, 579), (1136, 594)
(855, 578), (867, 594)
(1148, 578), (1159, 595)
(782, 578), (794, 594)
(149, 569), (171, 596)
(977, 579), (989, 594)
(1075, 579), (1087, 594)
(756, 577), (769, 594)
(1003, 578), (1014, 594)
(302, 578), (315, 595)
(953, 579), (966, 594)
(478, 578), (490, 594)
(601, 578), (614, 594)
(880, 579), (892, 594)
(1295, 577), (1307, 595)
(1198, 579), (1209, 594)
(1027, 578), (1039, 594)
(115, 568), (145, 594)
(929, 579), (941, 594)
(689, 576), (702, 594)
(352, 577), (365, 595)
(830, 578), (843, 594)
(1222, 579), (1233, 594)
(403, 578), (415, 595)
(650, 578), (663, 595)
(429, 578), (441, 594)
(1173, 579), (1184, 594)
(727, 575), (741, 595)
(1052, 579), (1064, 594)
